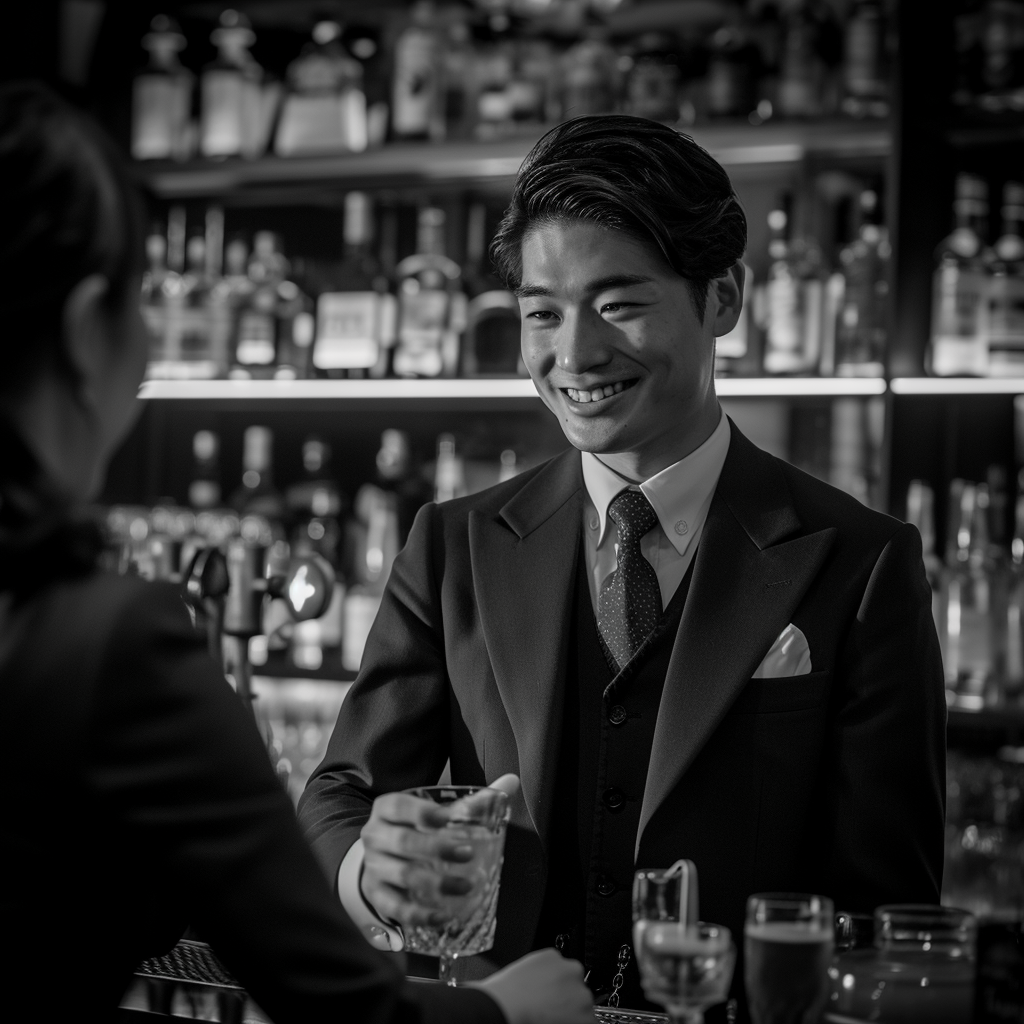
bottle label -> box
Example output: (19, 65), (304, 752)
(236, 311), (276, 366)
(314, 292), (394, 369)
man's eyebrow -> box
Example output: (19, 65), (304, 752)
(515, 274), (655, 299)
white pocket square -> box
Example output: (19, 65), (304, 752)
(752, 623), (812, 678)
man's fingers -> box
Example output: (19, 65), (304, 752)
(363, 819), (475, 862)
(365, 852), (473, 900)
(367, 882), (450, 928)
(371, 791), (452, 830)
(489, 773), (521, 800)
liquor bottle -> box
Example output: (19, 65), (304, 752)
(232, 232), (282, 377)
(342, 480), (400, 672)
(762, 198), (825, 374)
(559, 28), (620, 118)
(273, 254), (315, 381)
(141, 222), (171, 375)
(375, 428), (429, 544)
(313, 192), (397, 376)
(274, 20), (368, 157)
(461, 201), (522, 377)
(202, 208), (231, 379)
(943, 482), (995, 710)
(499, 449), (519, 484)
(930, 174), (990, 377)
(841, 0), (888, 118)
(200, 9), (278, 159)
(391, 1), (442, 141)
(706, 21), (757, 120)
(777, 0), (821, 118)
(393, 207), (467, 378)
(178, 227), (214, 377)
(231, 426), (285, 524)
(440, 14), (477, 141)
(154, 206), (188, 378)
(188, 430), (222, 511)
(434, 434), (467, 504)
(906, 479), (943, 635)
(625, 32), (682, 122)
(979, 0), (1024, 109)
(987, 182), (1024, 376)
(1004, 486), (1024, 699)
(288, 437), (345, 666)
(131, 15), (193, 161)
(835, 189), (890, 377)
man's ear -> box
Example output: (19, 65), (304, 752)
(710, 262), (744, 337)
(61, 274), (110, 410)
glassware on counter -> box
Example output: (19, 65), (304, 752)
(744, 892), (834, 1024)
(400, 785), (511, 984)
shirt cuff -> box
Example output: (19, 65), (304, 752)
(337, 838), (405, 952)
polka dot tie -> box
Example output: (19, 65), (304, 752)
(597, 490), (663, 673)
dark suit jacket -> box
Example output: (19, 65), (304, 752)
(300, 422), (946, 978)
(0, 567), (500, 1024)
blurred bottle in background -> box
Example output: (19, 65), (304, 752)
(987, 181), (1024, 376)
(131, 15), (194, 161)
(931, 174), (990, 377)
(391, 1), (443, 142)
(393, 206), (467, 378)
(275, 20), (368, 157)
(189, 430), (223, 511)
(762, 197), (825, 374)
(841, 0), (889, 119)
(313, 192), (396, 378)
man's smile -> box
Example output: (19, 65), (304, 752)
(560, 378), (640, 405)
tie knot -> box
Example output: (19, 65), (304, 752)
(607, 490), (659, 541)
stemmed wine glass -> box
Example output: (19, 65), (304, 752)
(633, 864), (735, 1024)
(400, 785), (510, 985)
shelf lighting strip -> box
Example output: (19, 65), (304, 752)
(890, 377), (1024, 395)
(138, 377), (890, 401)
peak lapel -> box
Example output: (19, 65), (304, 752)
(470, 449), (584, 847)
(637, 426), (836, 856)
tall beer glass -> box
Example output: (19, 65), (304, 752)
(744, 892), (834, 1024)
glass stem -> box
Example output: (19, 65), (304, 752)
(438, 953), (457, 987)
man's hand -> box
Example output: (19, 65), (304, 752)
(359, 775), (521, 927)
(473, 950), (594, 1024)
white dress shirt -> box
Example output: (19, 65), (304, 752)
(582, 409), (731, 611)
(339, 409), (732, 948)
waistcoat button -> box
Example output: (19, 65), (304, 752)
(608, 704), (627, 726)
(602, 787), (625, 811)
(596, 876), (616, 897)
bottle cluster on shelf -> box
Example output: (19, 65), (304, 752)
(944, 748), (1024, 919)
(750, 184), (890, 379)
(140, 179), (891, 383)
(908, 468), (1024, 713)
(930, 174), (1024, 379)
(130, 0), (891, 164)
(141, 194), (522, 381)
(103, 425), (520, 675)
(952, 0), (1024, 118)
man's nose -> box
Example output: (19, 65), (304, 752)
(555, 310), (614, 375)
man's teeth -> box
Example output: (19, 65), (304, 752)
(566, 381), (627, 403)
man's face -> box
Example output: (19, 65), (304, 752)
(518, 219), (718, 468)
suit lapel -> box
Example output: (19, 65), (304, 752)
(637, 425), (836, 856)
(471, 449), (584, 848)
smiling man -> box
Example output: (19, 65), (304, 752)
(299, 115), (945, 1013)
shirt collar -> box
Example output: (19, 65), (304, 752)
(581, 409), (731, 556)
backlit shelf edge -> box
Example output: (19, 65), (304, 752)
(138, 378), (889, 401)
(890, 377), (1024, 395)
(716, 378), (886, 397)
(138, 378), (541, 401)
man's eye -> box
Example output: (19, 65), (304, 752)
(526, 309), (560, 322)
(600, 302), (632, 314)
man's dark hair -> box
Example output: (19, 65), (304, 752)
(490, 114), (747, 323)
(0, 81), (145, 396)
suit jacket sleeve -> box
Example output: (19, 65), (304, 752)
(298, 501), (453, 887)
(813, 521), (946, 909)
(89, 577), (500, 1024)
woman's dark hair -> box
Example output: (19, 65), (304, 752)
(0, 81), (145, 395)
(490, 114), (747, 323)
